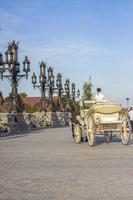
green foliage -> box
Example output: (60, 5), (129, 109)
(17, 94), (25, 112)
(83, 82), (93, 100)
(24, 104), (39, 113)
(60, 96), (66, 104)
(74, 101), (80, 111)
(4, 92), (28, 112)
(60, 96), (67, 110)
(5, 93), (12, 103)
(19, 92), (28, 98)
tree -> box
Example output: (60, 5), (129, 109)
(4, 92), (28, 112)
(83, 82), (93, 100)
(24, 104), (39, 113)
(19, 92), (28, 98)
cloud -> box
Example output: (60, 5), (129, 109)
(0, 29), (23, 51)
(19, 39), (116, 80)
(0, 28), (122, 101)
(23, 40), (115, 67)
(17, 39), (115, 96)
(0, 11), (20, 25)
(0, 10), (21, 48)
(32, 1), (43, 7)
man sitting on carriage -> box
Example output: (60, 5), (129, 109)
(94, 88), (107, 102)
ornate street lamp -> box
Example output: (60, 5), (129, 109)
(0, 54), (5, 79)
(126, 97), (130, 108)
(32, 61), (47, 111)
(56, 73), (63, 110)
(47, 66), (54, 102)
(64, 79), (70, 99)
(56, 73), (63, 98)
(23, 56), (30, 79)
(0, 41), (30, 112)
(77, 89), (80, 99)
(31, 72), (37, 88)
(71, 83), (75, 101)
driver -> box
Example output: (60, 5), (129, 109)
(94, 88), (107, 102)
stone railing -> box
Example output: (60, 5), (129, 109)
(0, 113), (29, 134)
(0, 116), (8, 132)
(0, 112), (71, 134)
(29, 112), (71, 128)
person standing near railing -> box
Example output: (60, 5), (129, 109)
(128, 107), (133, 133)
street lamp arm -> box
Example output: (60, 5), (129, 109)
(2, 75), (12, 86)
(17, 74), (27, 78)
(17, 75), (27, 85)
(33, 84), (49, 90)
(2, 75), (26, 87)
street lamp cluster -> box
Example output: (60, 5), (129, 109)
(32, 63), (80, 111)
(0, 41), (80, 112)
(0, 41), (30, 112)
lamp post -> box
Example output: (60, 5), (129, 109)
(77, 89), (80, 99)
(55, 73), (63, 111)
(64, 79), (70, 100)
(56, 73), (63, 102)
(126, 97), (130, 108)
(0, 41), (30, 112)
(71, 83), (75, 101)
(31, 62), (47, 111)
(47, 66), (54, 102)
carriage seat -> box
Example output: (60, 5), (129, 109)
(91, 103), (121, 114)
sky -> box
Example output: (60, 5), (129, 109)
(0, 0), (133, 105)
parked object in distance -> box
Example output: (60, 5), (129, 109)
(71, 100), (131, 146)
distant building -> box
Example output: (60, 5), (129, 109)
(23, 96), (58, 106)
(23, 97), (41, 105)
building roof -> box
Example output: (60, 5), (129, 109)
(23, 97), (41, 105)
(23, 96), (59, 105)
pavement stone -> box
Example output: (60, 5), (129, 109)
(0, 128), (133, 200)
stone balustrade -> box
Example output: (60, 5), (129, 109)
(0, 112), (71, 135)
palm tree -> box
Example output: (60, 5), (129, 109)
(83, 82), (93, 100)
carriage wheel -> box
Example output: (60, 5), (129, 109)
(73, 124), (82, 144)
(121, 115), (131, 145)
(87, 117), (95, 146)
(104, 132), (112, 143)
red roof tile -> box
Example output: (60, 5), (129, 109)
(23, 97), (41, 105)
(23, 96), (58, 105)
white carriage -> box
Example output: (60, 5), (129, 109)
(72, 100), (131, 146)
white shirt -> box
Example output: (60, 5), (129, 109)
(128, 110), (133, 121)
(95, 93), (105, 101)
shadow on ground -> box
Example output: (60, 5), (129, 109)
(81, 134), (133, 145)
(0, 126), (69, 140)
(0, 134), (29, 140)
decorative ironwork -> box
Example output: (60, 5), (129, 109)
(77, 89), (80, 99)
(32, 61), (47, 111)
(0, 41), (30, 112)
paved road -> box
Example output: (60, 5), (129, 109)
(0, 127), (133, 200)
